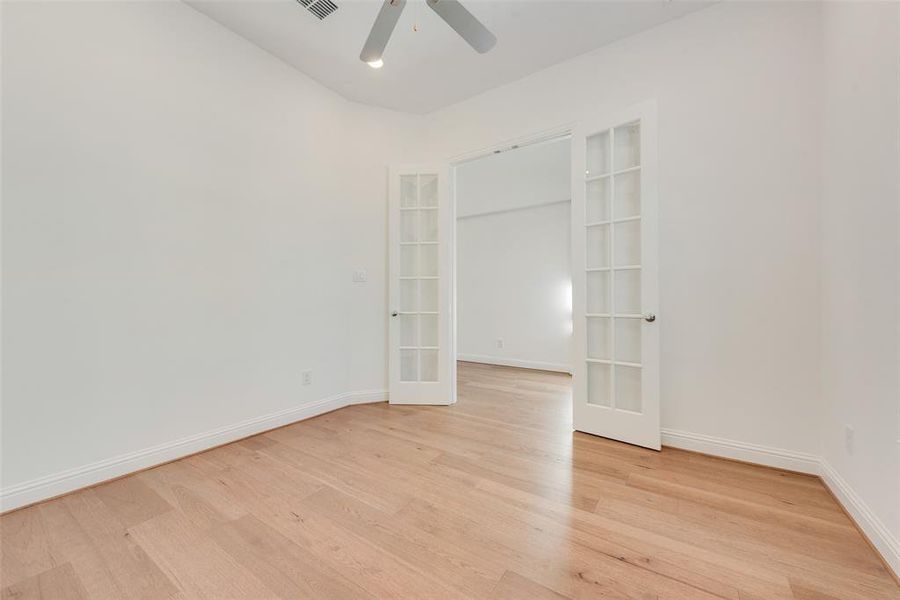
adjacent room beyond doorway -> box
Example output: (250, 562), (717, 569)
(455, 138), (573, 375)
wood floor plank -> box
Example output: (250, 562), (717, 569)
(627, 471), (852, 531)
(490, 570), (571, 600)
(135, 461), (248, 531)
(38, 490), (177, 600)
(789, 580), (847, 600)
(127, 510), (278, 599)
(412, 479), (745, 599)
(0, 505), (59, 589)
(250, 494), (471, 599)
(253, 436), (412, 514)
(468, 479), (793, 598)
(1, 362), (897, 599)
(1, 563), (88, 600)
(210, 514), (375, 599)
(299, 486), (504, 598)
(92, 476), (173, 529)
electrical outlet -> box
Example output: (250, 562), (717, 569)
(496, 338), (504, 349)
(844, 425), (854, 454)
(302, 370), (312, 386)
(352, 269), (368, 283)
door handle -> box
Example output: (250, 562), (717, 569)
(391, 311), (399, 317)
(643, 313), (656, 323)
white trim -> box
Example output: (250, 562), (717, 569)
(0, 389), (387, 512)
(660, 428), (820, 474)
(458, 354), (572, 374)
(820, 460), (900, 578)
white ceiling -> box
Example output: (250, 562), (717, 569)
(187, 0), (712, 114)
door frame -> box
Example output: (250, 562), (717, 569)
(447, 124), (576, 407)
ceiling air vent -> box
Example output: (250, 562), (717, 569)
(297, 0), (338, 20)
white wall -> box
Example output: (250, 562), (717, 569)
(424, 1), (824, 463)
(819, 0), (900, 572)
(0, 0), (418, 505)
(456, 140), (571, 371)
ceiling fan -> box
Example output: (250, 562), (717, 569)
(360, 0), (497, 69)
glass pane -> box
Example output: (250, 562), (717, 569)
(613, 220), (641, 267)
(419, 175), (438, 207)
(613, 170), (640, 219)
(586, 178), (609, 223)
(614, 270), (641, 314)
(401, 175), (418, 208)
(400, 349), (418, 381)
(419, 244), (438, 277)
(420, 349), (439, 382)
(614, 122), (640, 170)
(586, 271), (609, 314)
(586, 317), (610, 360)
(400, 245), (417, 277)
(586, 131), (610, 177)
(586, 224), (609, 269)
(587, 362), (611, 407)
(400, 279), (418, 312)
(419, 209), (438, 242)
(401, 211), (418, 242)
(419, 314), (438, 347)
(420, 279), (438, 312)
(614, 318), (641, 363)
(615, 365), (642, 412)
(400, 314), (418, 347)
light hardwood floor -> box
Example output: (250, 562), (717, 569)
(2, 361), (898, 599)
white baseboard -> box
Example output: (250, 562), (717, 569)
(820, 460), (900, 578)
(661, 428), (821, 474)
(457, 354), (572, 374)
(0, 389), (387, 512)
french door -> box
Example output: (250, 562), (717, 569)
(388, 165), (454, 405)
(571, 102), (660, 449)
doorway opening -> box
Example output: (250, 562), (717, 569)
(452, 136), (574, 413)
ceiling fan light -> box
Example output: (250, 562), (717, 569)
(367, 59), (384, 69)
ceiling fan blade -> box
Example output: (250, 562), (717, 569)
(360, 0), (407, 64)
(426, 0), (496, 54)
